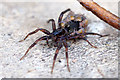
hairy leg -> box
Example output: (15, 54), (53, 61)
(19, 28), (50, 42)
(51, 43), (62, 74)
(46, 38), (50, 47)
(68, 34), (97, 48)
(47, 19), (56, 31)
(85, 32), (109, 37)
(58, 8), (71, 27)
(20, 36), (49, 60)
(82, 38), (97, 48)
(63, 40), (70, 72)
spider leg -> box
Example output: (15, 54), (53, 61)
(73, 39), (77, 43)
(51, 43), (62, 74)
(82, 38), (97, 48)
(63, 40), (70, 72)
(46, 38), (50, 47)
(68, 35), (79, 40)
(85, 32), (109, 38)
(19, 28), (50, 42)
(20, 36), (48, 60)
(69, 34), (97, 48)
(58, 8), (71, 27)
(47, 19), (56, 31)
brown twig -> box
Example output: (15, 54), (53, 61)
(77, 0), (120, 30)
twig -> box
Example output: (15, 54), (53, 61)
(77, 0), (120, 30)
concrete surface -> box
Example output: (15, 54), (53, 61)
(0, 0), (119, 78)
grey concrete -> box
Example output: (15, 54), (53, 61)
(0, 0), (119, 78)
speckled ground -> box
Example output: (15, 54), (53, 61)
(0, 0), (119, 78)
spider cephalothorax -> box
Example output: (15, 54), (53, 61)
(19, 8), (109, 73)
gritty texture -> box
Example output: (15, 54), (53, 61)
(0, 0), (119, 78)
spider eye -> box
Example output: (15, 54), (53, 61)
(70, 16), (74, 20)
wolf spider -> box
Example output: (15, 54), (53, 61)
(19, 8), (109, 73)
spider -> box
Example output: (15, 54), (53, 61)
(19, 8), (109, 74)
